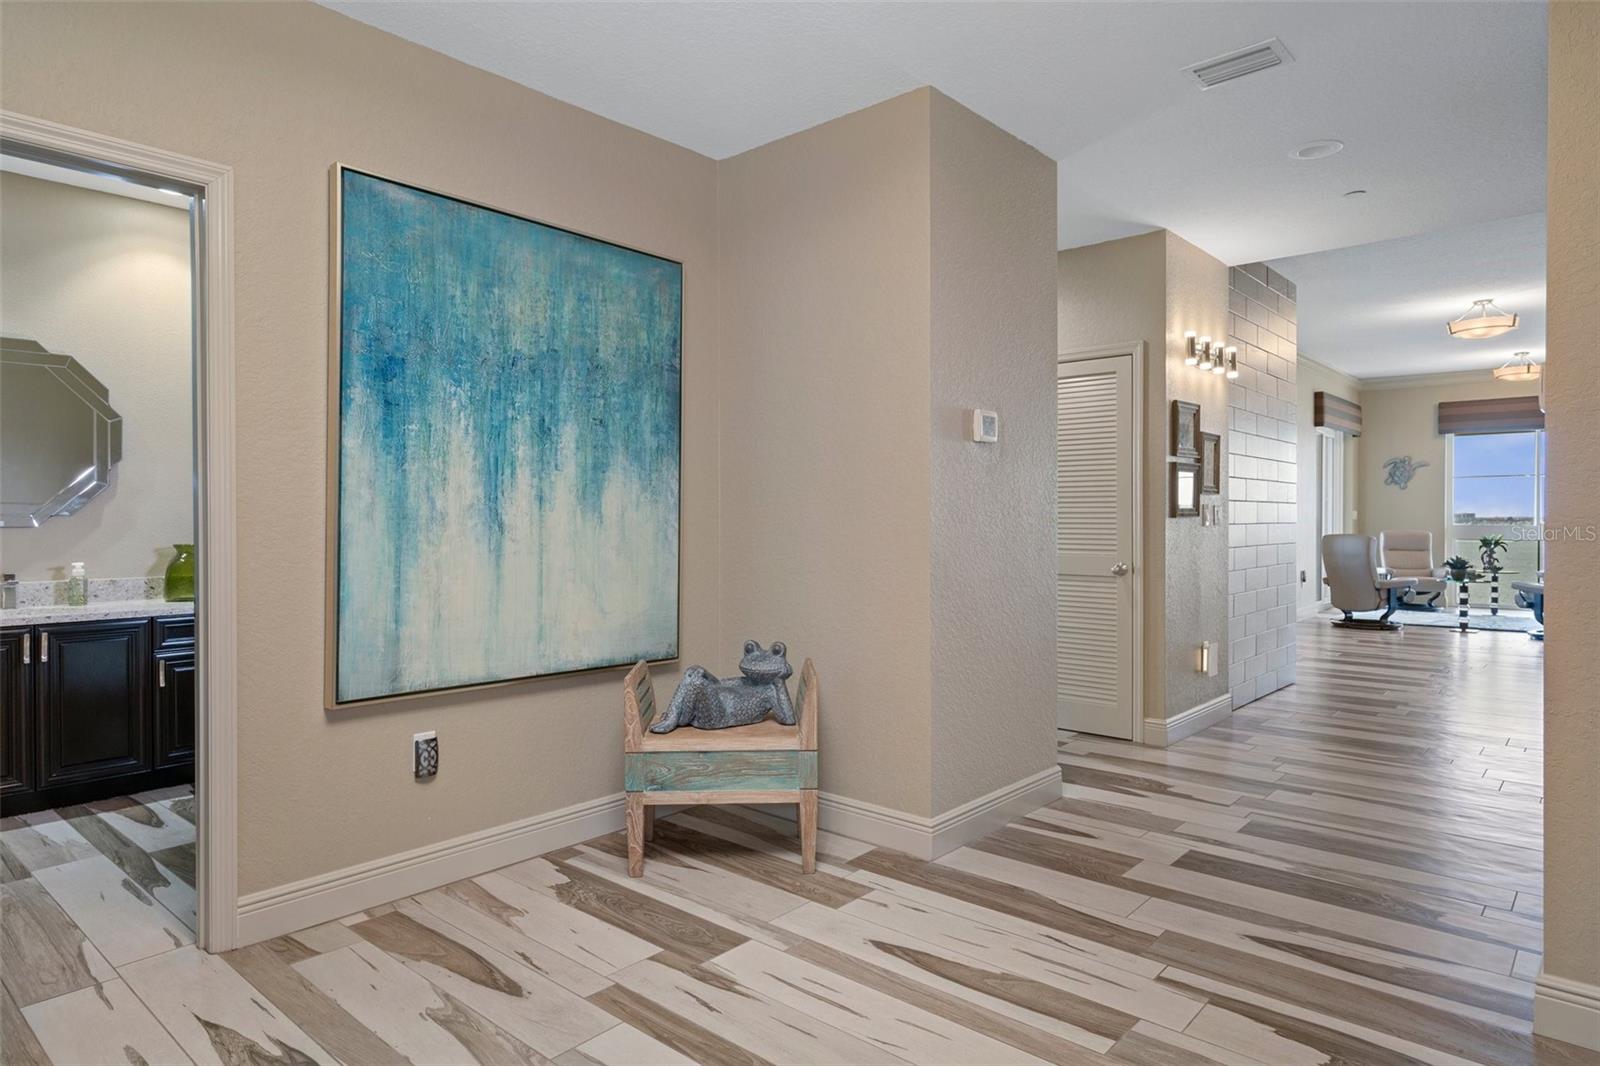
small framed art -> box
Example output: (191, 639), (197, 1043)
(1170, 461), (1200, 517)
(1200, 431), (1221, 494)
(1171, 400), (1200, 460)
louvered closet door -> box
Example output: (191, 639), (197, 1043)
(1057, 356), (1135, 738)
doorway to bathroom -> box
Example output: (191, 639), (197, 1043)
(0, 112), (238, 950)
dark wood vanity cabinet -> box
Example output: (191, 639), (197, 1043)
(37, 619), (151, 790)
(153, 617), (197, 769)
(0, 615), (193, 815)
(1, 629), (34, 798)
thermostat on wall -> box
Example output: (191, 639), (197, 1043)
(969, 409), (999, 443)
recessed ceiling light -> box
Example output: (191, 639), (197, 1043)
(1291, 140), (1344, 161)
(1343, 189), (1368, 198)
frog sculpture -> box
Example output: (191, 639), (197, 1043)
(650, 640), (795, 733)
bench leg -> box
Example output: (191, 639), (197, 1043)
(799, 789), (818, 875)
(626, 793), (645, 877)
(643, 804), (655, 842)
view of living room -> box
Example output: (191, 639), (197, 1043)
(1279, 210), (1548, 635)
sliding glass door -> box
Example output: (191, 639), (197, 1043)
(1448, 430), (1545, 605)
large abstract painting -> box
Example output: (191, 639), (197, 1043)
(328, 167), (681, 706)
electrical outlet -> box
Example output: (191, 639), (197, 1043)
(1300, 569), (1307, 584)
(413, 731), (438, 778)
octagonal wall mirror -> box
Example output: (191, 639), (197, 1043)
(0, 337), (123, 527)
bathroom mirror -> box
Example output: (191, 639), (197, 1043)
(0, 337), (123, 527)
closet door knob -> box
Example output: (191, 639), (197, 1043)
(1110, 562), (1130, 576)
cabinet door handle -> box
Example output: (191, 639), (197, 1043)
(159, 660), (167, 688)
(38, 632), (47, 663)
(20, 633), (28, 665)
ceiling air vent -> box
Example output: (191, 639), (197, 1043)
(1183, 38), (1294, 90)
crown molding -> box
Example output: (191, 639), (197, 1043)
(1354, 368), (1506, 391)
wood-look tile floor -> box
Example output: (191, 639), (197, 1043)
(4, 621), (1594, 1065)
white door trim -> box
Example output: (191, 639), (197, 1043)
(1056, 342), (1145, 744)
(1315, 426), (1343, 606)
(1, 110), (239, 951)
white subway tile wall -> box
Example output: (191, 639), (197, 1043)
(1227, 263), (1298, 708)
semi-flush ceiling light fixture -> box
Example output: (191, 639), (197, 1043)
(1492, 351), (1541, 382)
(1448, 298), (1519, 339)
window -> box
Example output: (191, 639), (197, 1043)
(1449, 430), (1545, 604)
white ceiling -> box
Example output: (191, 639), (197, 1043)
(323, 1), (1546, 266)
(1266, 211), (1545, 380)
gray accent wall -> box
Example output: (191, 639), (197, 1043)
(1226, 263), (1299, 709)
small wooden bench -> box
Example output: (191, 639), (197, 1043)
(623, 658), (818, 876)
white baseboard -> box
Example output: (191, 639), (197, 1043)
(1143, 693), (1233, 747)
(236, 791), (624, 947)
(1535, 972), (1600, 1051)
(1297, 600), (1326, 621)
(234, 766), (1062, 947)
(759, 766), (1062, 861)
(927, 767), (1062, 858)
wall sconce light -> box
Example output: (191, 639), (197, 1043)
(1184, 332), (1228, 372)
(1187, 332), (1224, 369)
(1224, 347), (1239, 379)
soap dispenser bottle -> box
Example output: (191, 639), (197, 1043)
(66, 562), (88, 607)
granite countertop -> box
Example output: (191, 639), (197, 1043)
(0, 599), (194, 628)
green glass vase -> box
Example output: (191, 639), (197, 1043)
(165, 543), (196, 602)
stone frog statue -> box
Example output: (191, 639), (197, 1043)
(650, 640), (795, 733)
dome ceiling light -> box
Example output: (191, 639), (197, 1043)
(1448, 298), (1519, 339)
(1492, 351), (1541, 382)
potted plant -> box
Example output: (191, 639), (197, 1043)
(1478, 534), (1508, 573)
(1444, 555), (1474, 581)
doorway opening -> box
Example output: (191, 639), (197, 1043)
(1, 111), (236, 950)
(1, 145), (202, 947)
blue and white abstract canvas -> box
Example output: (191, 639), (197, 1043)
(333, 168), (681, 704)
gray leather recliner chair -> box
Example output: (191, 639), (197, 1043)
(1323, 533), (1418, 630)
(1513, 575), (1545, 641)
(1379, 529), (1447, 608)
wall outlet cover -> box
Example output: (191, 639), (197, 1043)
(413, 731), (438, 778)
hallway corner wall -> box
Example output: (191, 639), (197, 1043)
(1538, 0), (1600, 1047)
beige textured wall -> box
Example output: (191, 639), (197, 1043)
(0, 1), (721, 895)
(1542, 0), (1600, 1007)
(928, 91), (1058, 812)
(1163, 234), (1231, 717)
(1057, 233), (1169, 720)
(1294, 357), (1361, 614)
(717, 90), (936, 816)
(0, 173), (194, 580)
(1057, 231), (1231, 724)
(1356, 376), (1539, 556)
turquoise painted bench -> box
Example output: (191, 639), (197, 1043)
(622, 657), (819, 876)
